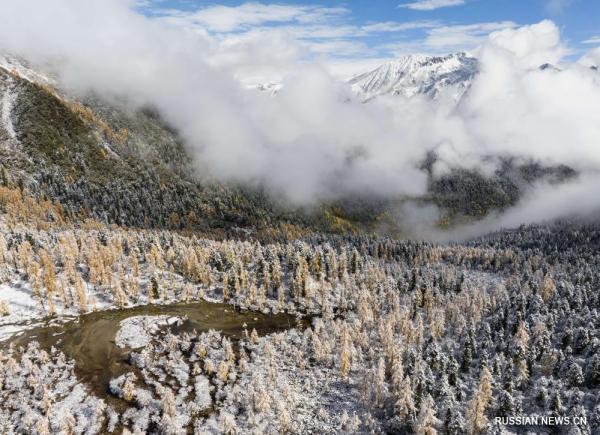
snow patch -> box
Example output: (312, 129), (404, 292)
(1, 78), (17, 139)
(0, 53), (54, 85)
(115, 315), (181, 349)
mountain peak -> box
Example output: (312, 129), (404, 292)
(540, 63), (561, 72)
(389, 52), (431, 65)
(348, 52), (477, 101)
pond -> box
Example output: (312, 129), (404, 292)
(0, 301), (301, 401)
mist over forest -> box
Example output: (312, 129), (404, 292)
(0, 0), (599, 434)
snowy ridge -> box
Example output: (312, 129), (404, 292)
(348, 52), (477, 101)
(0, 53), (54, 142)
(0, 53), (54, 85)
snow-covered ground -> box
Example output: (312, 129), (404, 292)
(0, 342), (107, 434)
(0, 53), (55, 86)
(115, 315), (182, 349)
(1, 77), (17, 140)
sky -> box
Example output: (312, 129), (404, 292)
(138, 0), (600, 79)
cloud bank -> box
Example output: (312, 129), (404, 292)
(0, 1), (599, 239)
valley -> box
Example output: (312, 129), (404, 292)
(0, 31), (598, 435)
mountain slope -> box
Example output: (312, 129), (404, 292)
(0, 55), (316, 239)
(0, 53), (578, 239)
(348, 52), (477, 101)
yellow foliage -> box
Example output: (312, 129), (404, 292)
(65, 100), (124, 145)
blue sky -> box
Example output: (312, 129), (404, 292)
(138, 0), (600, 77)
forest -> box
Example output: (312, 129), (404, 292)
(0, 179), (598, 434)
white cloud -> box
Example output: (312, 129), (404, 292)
(154, 3), (349, 33)
(301, 40), (374, 57)
(379, 21), (518, 56)
(397, 0), (466, 11)
(361, 20), (439, 33)
(277, 24), (366, 39)
(205, 28), (306, 84)
(484, 20), (569, 68)
(579, 46), (600, 67)
(149, 2), (448, 80)
(150, 2), (457, 80)
(426, 22), (518, 48)
(582, 36), (600, 44)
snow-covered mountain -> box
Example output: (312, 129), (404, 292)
(348, 52), (477, 102)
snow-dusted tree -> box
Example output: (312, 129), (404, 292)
(161, 387), (176, 418)
(220, 412), (238, 435)
(466, 368), (494, 433)
(35, 417), (51, 435)
(251, 328), (260, 345)
(414, 394), (440, 435)
(444, 406), (466, 435)
(540, 276), (556, 302)
(566, 361), (584, 387)
(510, 321), (530, 363)
(396, 376), (415, 423)
(340, 322), (352, 380)
(374, 357), (388, 407)
(391, 353), (405, 398)
(222, 272), (229, 301)
(515, 359), (529, 387)
(60, 410), (76, 435)
(587, 353), (600, 386)
(123, 376), (136, 401)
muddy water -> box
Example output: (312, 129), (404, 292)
(0, 302), (300, 400)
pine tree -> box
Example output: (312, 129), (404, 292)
(374, 357), (388, 407)
(567, 361), (584, 387)
(340, 322), (352, 380)
(444, 407), (466, 435)
(396, 376), (415, 423)
(222, 272), (229, 301)
(219, 361), (230, 383)
(123, 376), (136, 401)
(391, 354), (405, 398)
(414, 394), (440, 435)
(161, 387), (176, 418)
(466, 368), (494, 433)
(550, 389), (562, 414)
(251, 328), (259, 345)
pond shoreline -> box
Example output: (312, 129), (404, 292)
(0, 300), (305, 404)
